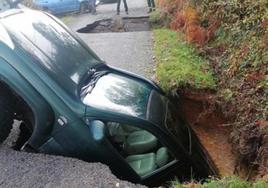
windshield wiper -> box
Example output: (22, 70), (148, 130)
(80, 69), (109, 97)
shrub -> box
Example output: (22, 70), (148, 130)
(171, 176), (268, 188)
(157, 0), (268, 178)
(149, 10), (171, 28)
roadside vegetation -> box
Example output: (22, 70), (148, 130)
(151, 0), (267, 183)
(172, 177), (268, 188)
(153, 29), (216, 94)
(60, 16), (76, 25)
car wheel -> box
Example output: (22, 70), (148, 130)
(0, 85), (15, 144)
(80, 2), (88, 14)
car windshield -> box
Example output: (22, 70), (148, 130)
(1, 10), (102, 96)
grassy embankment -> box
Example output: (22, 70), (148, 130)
(172, 176), (268, 188)
(151, 0), (267, 178)
(150, 0), (268, 186)
(153, 28), (216, 94)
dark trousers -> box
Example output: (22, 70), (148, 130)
(91, 0), (96, 13)
(117, 0), (128, 13)
(147, 0), (155, 9)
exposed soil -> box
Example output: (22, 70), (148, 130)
(77, 16), (150, 33)
(176, 91), (236, 177)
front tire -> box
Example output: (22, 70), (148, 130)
(0, 85), (15, 144)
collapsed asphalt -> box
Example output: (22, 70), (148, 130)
(0, 146), (143, 188)
(0, 122), (146, 188)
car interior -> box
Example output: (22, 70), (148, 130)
(107, 122), (173, 177)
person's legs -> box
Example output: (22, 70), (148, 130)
(147, 0), (152, 12)
(122, 0), (128, 13)
(87, 0), (90, 10)
(151, 0), (155, 10)
(91, 0), (96, 14)
(117, 0), (121, 14)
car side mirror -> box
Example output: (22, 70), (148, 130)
(91, 120), (105, 141)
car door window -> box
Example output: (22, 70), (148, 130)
(106, 122), (174, 177)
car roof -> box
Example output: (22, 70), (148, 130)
(0, 22), (14, 49)
(0, 8), (101, 97)
(0, 9), (31, 51)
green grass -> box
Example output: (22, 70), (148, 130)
(172, 177), (268, 188)
(149, 11), (162, 24)
(153, 29), (216, 94)
(149, 10), (171, 28)
(60, 15), (75, 25)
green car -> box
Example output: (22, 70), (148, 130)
(0, 1), (217, 186)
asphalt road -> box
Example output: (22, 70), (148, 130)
(67, 0), (155, 78)
(78, 31), (155, 78)
(1, 123), (145, 188)
(0, 146), (143, 188)
(0, 1), (154, 187)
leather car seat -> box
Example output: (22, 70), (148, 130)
(126, 147), (170, 176)
(124, 130), (158, 154)
(126, 152), (157, 176)
(108, 123), (158, 155)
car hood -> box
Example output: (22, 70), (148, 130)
(82, 73), (152, 119)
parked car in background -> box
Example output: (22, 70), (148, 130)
(33, 0), (95, 15)
(0, 0), (217, 186)
(100, 0), (116, 4)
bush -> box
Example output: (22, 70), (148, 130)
(157, 0), (268, 177)
(172, 176), (268, 188)
(149, 10), (171, 28)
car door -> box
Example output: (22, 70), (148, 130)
(41, 0), (62, 14)
(58, 0), (79, 13)
(105, 121), (178, 185)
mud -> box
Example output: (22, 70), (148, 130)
(176, 91), (236, 177)
(77, 16), (150, 33)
